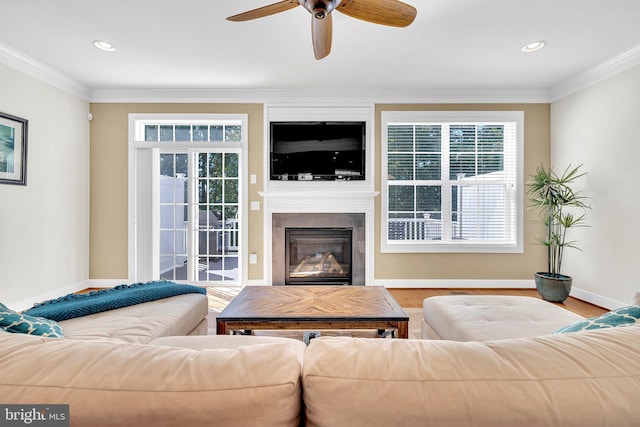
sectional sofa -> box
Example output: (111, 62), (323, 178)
(303, 326), (640, 426)
(0, 291), (308, 426)
(1, 290), (639, 426)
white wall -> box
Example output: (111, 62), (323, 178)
(551, 64), (640, 307)
(0, 64), (90, 310)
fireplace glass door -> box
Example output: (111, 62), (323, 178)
(285, 228), (352, 285)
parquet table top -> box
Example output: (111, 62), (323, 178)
(216, 286), (409, 338)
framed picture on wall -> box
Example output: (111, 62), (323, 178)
(0, 111), (28, 186)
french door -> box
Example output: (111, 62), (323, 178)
(158, 150), (240, 283)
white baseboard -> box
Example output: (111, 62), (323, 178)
(9, 280), (89, 311)
(570, 287), (626, 310)
(86, 278), (129, 289)
(246, 280), (268, 286)
(372, 279), (535, 289)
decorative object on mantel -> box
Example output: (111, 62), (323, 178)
(227, 0), (417, 60)
(0, 111), (28, 186)
(527, 164), (590, 302)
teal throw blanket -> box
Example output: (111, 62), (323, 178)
(23, 281), (206, 321)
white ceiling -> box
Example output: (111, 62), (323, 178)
(1, 0), (640, 101)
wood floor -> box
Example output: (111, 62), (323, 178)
(204, 287), (607, 318)
(387, 288), (607, 318)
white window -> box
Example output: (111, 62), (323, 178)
(381, 111), (523, 253)
(129, 114), (247, 284)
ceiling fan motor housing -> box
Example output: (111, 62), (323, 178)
(227, 0), (417, 60)
(300, 0), (342, 19)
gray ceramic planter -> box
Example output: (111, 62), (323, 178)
(534, 272), (572, 302)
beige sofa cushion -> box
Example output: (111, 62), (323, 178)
(423, 295), (585, 341)
(58, 293), (208, 344)
(0, 332), (305, 427)
(303, 328), (640, 427)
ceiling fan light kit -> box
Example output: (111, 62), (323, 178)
(301, 0), (338, 19)
(227, 0), (417, 60)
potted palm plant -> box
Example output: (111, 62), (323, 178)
(527, 164), (589, 302)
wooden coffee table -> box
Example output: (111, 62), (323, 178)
(216, 286), (409, 339)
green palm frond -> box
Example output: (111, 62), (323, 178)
(527, 164), (590, 276)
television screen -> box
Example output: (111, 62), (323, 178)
(270, 121), (366, 181)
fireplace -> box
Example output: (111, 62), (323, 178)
(285, 228), (352, 285)
(272, 213), (365, 286)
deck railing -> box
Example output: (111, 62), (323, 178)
(388, 218), (460, 241)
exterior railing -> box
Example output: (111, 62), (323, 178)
(388, 218), (460, 241)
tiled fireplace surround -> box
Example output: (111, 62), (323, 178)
(261, 190), (377, 286)
(272, 212), (366, 285)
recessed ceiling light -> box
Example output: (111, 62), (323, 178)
(521, 40), (546, 53)
(93, 40), (116, 52)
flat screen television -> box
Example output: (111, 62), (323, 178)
(270, 121), (366, 181)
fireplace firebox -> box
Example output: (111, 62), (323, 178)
(285, 228), (352, 285)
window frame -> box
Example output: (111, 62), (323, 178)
(380, 110), (524, 254)
(128, 113), (248, 284)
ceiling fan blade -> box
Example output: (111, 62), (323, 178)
(337, 0), (417, 27)
(227, 0), (300, 22)
(311, 12), (333, 60)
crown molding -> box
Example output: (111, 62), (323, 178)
(0, 42), (90, 101)
(2, 38), (640, 105)
(549, 43), (640, 101)
(88, 87), (551, 104)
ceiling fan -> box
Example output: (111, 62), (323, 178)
(227, 0), (417, 60)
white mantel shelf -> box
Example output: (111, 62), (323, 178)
(259, 190), (379, 212)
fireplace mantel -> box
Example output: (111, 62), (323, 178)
(260, 190), (378, 286)
(259, 190), (379, 213)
